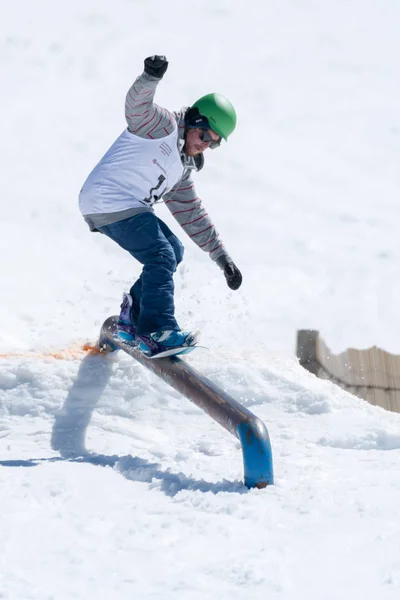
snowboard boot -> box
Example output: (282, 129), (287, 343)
(137, 329), (200, 358)
(116, 292), (137, 343)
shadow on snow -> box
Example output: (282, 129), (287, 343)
(1, 352), (246, 496)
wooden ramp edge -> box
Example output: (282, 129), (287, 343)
(297, 329), (400, 413)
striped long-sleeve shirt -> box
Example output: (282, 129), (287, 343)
(116, 71), (232, 265)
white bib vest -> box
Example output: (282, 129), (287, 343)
(79, 126), (184, 215)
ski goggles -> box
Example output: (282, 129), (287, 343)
(198, 129), (222, 149)
(187, 118), (222, 149)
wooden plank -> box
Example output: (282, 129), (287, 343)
(296, 330), (400, 413)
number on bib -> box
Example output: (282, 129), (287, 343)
(143, 175), (167, 205)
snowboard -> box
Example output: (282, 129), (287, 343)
(113, 331), (203, 359)
(144, 345), (202, 359)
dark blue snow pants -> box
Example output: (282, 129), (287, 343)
(98, 212), (184, 334)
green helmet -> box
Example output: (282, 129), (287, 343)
(191, 93), (237, 141)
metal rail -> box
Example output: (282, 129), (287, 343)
(100, 317), (274, 488)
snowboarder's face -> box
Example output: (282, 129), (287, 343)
(185, 128), (221, 156)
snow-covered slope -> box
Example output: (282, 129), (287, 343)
(1, 1), (400, 598)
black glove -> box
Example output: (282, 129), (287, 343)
(144, 55), (168, 79)
(223, 262), (242, 290)
(216, 255), (243, 290)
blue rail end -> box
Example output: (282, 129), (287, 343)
(237, 419), (274, 488)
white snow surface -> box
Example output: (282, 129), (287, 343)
(1, 1), (400, 598)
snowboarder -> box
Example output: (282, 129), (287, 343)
(79, 55), (242, 357)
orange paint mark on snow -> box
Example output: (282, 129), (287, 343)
(0, 342), (103, 361)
